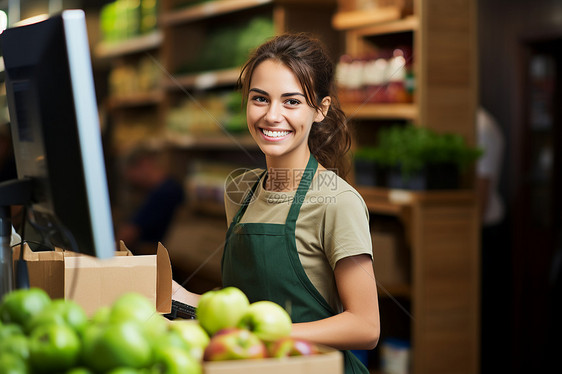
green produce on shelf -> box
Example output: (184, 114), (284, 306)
(179, 16), (275, 74)
(167, 90), (248, 136)
(100, 0), (159, 43)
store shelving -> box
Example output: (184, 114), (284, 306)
(161, 0), (272, 26)
(353, 16), (418, 36)
(106, 91), (164, 110)
(377, 283), (411, 299)
(94, 30), (163, 59)
(343, 103), (418, 121)
(164, 133), (258, 150)
(162, 67), (241, 90)
(335, 0), (479, 373)
(332, 6), (404, 30)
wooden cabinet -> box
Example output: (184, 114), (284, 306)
(336, 1), (479, 373)
(360, 188), (479, 374)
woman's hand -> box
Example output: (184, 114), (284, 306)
(171, 279), (201, 307)
(290, 254), (380, 350)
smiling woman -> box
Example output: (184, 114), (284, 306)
(175, 33), (380, 374)
(238, 33), (351, 181)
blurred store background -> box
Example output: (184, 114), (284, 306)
(0, 0), (561, 373)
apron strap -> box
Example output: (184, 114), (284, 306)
(232, 170), (267, 225)
(233, 153), (318, 226)
(286, 154), (318, 229)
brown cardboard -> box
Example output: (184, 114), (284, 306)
(203, 349), (343, 374)
(12, 241), (172, 316)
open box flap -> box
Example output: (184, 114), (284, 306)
(156, 242), (172, 313)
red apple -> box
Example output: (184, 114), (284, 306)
(203, 328), (267, 361)
(268, 337), (319, 358)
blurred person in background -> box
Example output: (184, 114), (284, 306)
(476, 107), (509, 374)
(116, 147), (185, 255)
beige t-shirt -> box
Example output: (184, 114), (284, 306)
(224, 169), (372, 313)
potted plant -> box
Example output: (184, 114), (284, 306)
(353, 147), (389, 187)
(366, 124), (482, 190)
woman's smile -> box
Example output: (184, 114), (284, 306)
(260, 128), (293, 141)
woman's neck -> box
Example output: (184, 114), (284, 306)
(264, 149), (311, 192)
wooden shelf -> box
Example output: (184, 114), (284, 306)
(377, 283), (411, 299)
(106, 91), (164, 110)
(161, 0), (272, 26)
(342, 103), (418, 121)
(354, 16), (418, 37)
(164, 133), (259, 150)
(163, 67), (241, 91)
(332, 7), (403, 30)
(95, 31), (162, 59)
(356, 187), (411, 215)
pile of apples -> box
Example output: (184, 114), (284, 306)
(0, 286), (318, 374)
(197, 287), (319, 361)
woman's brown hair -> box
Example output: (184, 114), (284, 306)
(238, 33), (351, 178)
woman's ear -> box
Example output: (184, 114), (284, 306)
(314, 96), (332, 123)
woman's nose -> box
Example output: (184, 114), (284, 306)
(264, 102), (282, 123)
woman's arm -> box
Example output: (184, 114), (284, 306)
(171, 280), (201, 307)
(290, 254), (380, 350)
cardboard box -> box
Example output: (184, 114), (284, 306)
(372, 231), (410, 286)
(12, 242), (172, 316)
(203, 348), (343, 374)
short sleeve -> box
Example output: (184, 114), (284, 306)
(323, 190), (373, 269)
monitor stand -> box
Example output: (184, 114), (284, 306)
(0, 178), (33, 298)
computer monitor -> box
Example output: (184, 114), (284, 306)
(1, 10), (114, 258)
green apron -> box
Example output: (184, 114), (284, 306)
(222, 154), (369, 374)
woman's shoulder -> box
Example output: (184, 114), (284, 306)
(309, 169), (368, 215)
(314, 170), (365, 198)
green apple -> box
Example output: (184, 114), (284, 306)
(203, 328), (267, 361)
(196, 287), (250, 336)
(91, 305), (111, 325)
(107, 369), (146, 374)
(151, 346), (202, 374)
(109, 293), (168, 339)
(29, 323), (81, 373)
(27, 299), (88, 334)
(82, 321), (152, 372)
(0, 323), (24, 340)
(109, 293), (157, 323)
(168, 320), (210, 361)
(0, 352), (27, 374)
(0, 334), (30, 361)
(0, 288), (51, 328)
(268, 337), (319, 357)
(66, 368), (94, 374)
(238, 301), (292, 341)
(152, 330), (189, 351)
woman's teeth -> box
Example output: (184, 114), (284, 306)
(262, 129), (290, 138)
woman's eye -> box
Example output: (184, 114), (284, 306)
(251, 95), (268, 103)
(285, 98), (300, 106)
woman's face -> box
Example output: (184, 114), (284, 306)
(246, 59), (328, 164)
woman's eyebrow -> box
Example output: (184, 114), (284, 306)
(249, 88), (268, 95)
(249, 88), (305, 98)
(281, 92), (305, 98)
